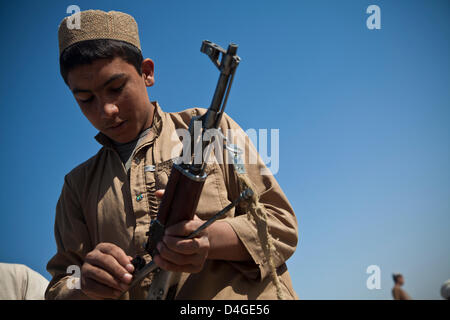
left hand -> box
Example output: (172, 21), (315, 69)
(153, 190), (210, 273)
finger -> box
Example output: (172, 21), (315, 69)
(155, 189), (165, 199)
(81, 275), (123, 300)
(82, 262), (129, 293)
(165, 219), (206, 237)
(126, 256), (136, 272)
(85, 250), (133, 285)
(162, 235), (208, 255)
(98, 243), (135, 275)
(156, 241), (198, 266)
(153, 255), (204, 274)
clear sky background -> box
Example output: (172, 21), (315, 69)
(0, 0), (449, 300)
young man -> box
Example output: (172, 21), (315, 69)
(46, 9), (298, 300)
(392, 273), (412, 300)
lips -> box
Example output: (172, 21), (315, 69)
(108, 120), (127, 130)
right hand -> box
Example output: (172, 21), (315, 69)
(81, 242), (135, 299)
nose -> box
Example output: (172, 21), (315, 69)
(100, 102), (119, 119)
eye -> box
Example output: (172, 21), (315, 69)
(79, 96), (94, 103)
(111, 82), (126, 93)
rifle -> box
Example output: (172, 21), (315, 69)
(122, 40), (252, 299)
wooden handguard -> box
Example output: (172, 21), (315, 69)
(145, 163), (207, 257)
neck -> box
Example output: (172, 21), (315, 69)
(142, 101), (156, 131)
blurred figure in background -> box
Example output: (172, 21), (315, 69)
(440, 279), (450, 300)
(391, 273), (412, 300)
(0, 263), (49, 300)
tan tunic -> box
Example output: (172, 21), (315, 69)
(45, 102), (299, 300)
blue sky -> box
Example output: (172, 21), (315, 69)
(0, 0), (449, 299)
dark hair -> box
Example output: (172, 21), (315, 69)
(59, 39), (143, 85)
(392, 273), (402, 283)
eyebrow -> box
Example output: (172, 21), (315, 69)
(72, 73), (127, 94)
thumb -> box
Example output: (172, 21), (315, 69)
(155, 189), (165, 199)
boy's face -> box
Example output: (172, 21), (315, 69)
(67, 56), (155, 143)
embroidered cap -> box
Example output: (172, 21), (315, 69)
(58, 9), (141, 56)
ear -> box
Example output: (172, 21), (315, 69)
(141, 58), (155, 87)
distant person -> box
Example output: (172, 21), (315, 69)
(440, 279), (450, 300)
(0, 263), (49, 300)
(391, 273), (412, 300)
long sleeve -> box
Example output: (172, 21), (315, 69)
(45, 175), (92, 299)
(218, 113), (298, 281)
